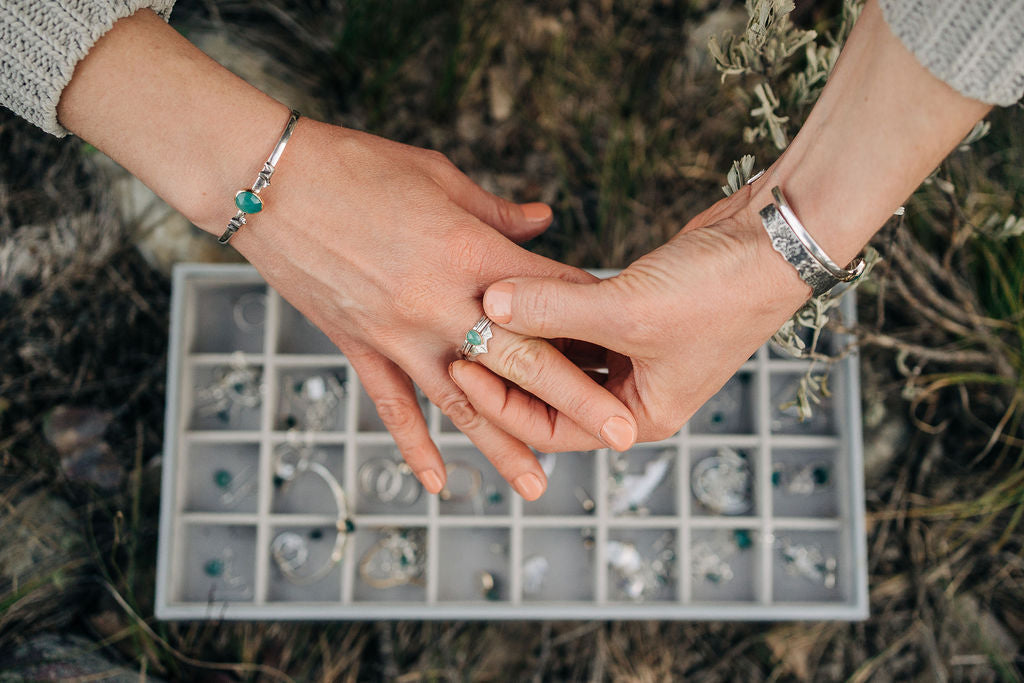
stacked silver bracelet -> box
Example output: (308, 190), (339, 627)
(759, 186), (865, 297)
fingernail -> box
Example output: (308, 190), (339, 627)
(419, 469), (444, 494)
(600, 416), (636, 451)
(484, 282), (514, 324)
(521, 202), (552, 223)
(448, 361), (459, 383)
(513, 472), (545, 501)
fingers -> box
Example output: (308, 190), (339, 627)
(421, 372), (550, 501)
(483, 277), (626, 352)
(347, 353), (445, 494)
(449, 360), (606, 452)
(440, 166), (554, 243)
(451, 327), (637, 452)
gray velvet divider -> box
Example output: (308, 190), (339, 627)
(156, 265), (868, 620)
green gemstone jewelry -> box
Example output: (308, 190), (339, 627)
(204, 558), (224, 577)
(219, 110), (300, 244)
(213, 469), (232, 489)
(460, 315), (494, 359)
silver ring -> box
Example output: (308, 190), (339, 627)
(460, 315), (494, 360)
(232, 291), (267, 332)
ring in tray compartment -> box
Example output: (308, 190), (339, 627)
(688, 373), (756, 434)
(521, 528), (596, 601)
(268, 525), (343, 602)
(771, 449), (838, 518)
(184, 442), (259, 513)
(438, 447), (510, 516)
(690, 447), (757, 517)
(606, 529), (677, 602)
(690, 529), (759, 602)
(522, 452), (596, 516)
(276, 367), (348, 431)
(189, 284), (267, 354)
(275, 299), (340, 355)
(607, 447), (677, 516)
(772, 530), (844, 603)
(770, 372), (838, 436)
(355, 446), (426, 515)
(437, 527), (510, 602)
(353, 527), (427, 602)
(189, 357), (263, 430)
(180, 524), (256, 603)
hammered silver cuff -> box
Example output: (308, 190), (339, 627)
(759, 187), (865, 297)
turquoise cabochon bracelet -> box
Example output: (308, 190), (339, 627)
(219, 109), (301, 245)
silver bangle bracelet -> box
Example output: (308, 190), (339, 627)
(760, 186), (865, 297)
(218, 109), (301, 245)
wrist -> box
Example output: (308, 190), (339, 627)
(56, 8), (292, 237)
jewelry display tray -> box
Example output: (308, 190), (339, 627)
(156, 264), (868, 620)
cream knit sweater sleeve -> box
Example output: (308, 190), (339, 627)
(879, 0), (1024, 106)
(1, 1), (1022, 138)
(0, 0), (175, 137)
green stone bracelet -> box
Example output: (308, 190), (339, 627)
(218, 110), (300, 245)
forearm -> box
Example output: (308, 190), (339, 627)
(750, 0), (992, 266)
(56, 9), (289, 234)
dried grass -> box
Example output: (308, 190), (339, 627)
(1, 0), (1022, 680)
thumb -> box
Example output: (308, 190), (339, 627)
(444, 169), (553, 242)
(483, 277), (622, 349)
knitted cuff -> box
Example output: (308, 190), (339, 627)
(879, 0), (1024, 107)
(0, 0), (176, 137)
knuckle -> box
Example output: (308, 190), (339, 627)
(499, 337), (549, 388)
(517, 285), (558, 337)
(642, 407), (681, 442)
(441, 228), (491, 279)
(423, 149), (455, 173)
(439, 393), (485, 432)
(493, 197), (517, 228)
(374, 397), (421, 433)
(619, 307), (662, 350)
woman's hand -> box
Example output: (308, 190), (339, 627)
(230, 121), (639, 497)
(448, 185), (812, 447)
(56, 9), (639, 499)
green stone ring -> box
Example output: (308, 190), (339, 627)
(460, 315), (494, 359)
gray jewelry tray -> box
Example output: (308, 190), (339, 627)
(156, 264), (868, 620)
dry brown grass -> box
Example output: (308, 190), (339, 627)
(1, 0), (1022, 680)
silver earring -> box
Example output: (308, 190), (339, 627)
(280, 372), (346, 432)
(358, 528), (426, 589)
(607, 532), (675, 601)
(203, 546), (251, 598)
(772, 462), (832, 495)
(195, 352), (263, 423)
(777, 537), (837, 588)
(213, 465), (256, 508)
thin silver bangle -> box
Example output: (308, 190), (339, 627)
(218, 109), (301, 245)
(770, 186), (865, 283)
